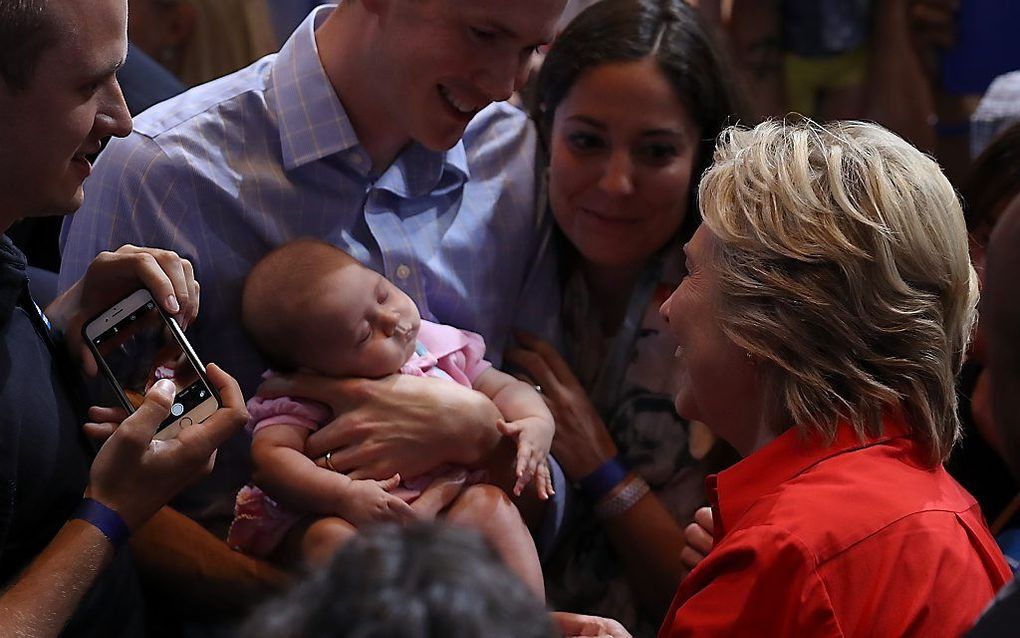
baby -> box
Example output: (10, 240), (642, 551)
(228, 240), (554, 595)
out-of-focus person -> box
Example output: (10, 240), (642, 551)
(655, 118), (1010, 636)
(966, 130), (1020, 638)
(946, 123), (1020, 542)
(128, 0), (277, 86)
(242, 523), (558, 638)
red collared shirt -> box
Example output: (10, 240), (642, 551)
(659, 417), (1011, 638)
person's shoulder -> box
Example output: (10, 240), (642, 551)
(462, 101), (535, 153)
(130, 56), (276, 143)
(742, 442), (978, 559)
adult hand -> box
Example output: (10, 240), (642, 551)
(552, 612), (633, 638)
(505, 332), (618, 480)
(84, 363), (247, 530)
(336, 475), (417, 526)
(680, 507), (715, 572)
(258, 372), (503, 480)
(46, 245), (200, 377)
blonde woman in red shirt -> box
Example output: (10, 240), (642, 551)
(651, 118), (1012, 637)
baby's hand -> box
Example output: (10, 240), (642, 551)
(497, 416), (554, 499)
(336, 474), (416, 526)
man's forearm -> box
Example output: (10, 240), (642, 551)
(130, 506), (290, 618)
(0, 520), (114, 638)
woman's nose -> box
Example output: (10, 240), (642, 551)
(599, 150), (634, 196)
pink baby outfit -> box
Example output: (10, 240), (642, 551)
(228, 321), (492, 557)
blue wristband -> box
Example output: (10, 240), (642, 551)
(578, 456), (629, 502)
(74, 498), (130, 548)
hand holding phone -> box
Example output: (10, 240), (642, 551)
(83, 289), (221, 440)
(47, 245), (200, 377)
(85, 362), (248, 530)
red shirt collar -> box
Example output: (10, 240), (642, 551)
(708, 414), (915, 538)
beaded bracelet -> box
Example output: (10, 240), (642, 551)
(73, 498), (131, 549)
(578, 455), (629, 502)
(594, 473), (650, 520)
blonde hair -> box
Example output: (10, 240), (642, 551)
(699, 119), (978, 463)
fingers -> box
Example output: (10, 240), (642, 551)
(88, 405), (129, 423)
(388, 496), (417, 523)
(513, 331), (578, 382)
(534, 461), (554, 500)
(83, 421), (118, 441)
(496, 418), (521, 437)
(694, 505), (714, 531)
(105, 246), (192, 319)
(685, 510), (715, 556)
(180, 259), (200, 329)
(504, 347), (559, 396)
(375, 473), (402, 492)
(176, 364), (248, 454)
(680, 545), (707, 573)
(112, 379), (175, 451)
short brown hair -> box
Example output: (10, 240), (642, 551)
(0, 0), (57, 91)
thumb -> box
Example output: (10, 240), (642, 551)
(496, 419), (522, 437)
(377, 473), (402, 491)
(115, 379), (175, 446)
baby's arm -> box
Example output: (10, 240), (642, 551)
(251, 425), (415, 525)
(472, 368), (555, 498)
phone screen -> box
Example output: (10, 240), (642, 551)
(90, 299), (211, 426)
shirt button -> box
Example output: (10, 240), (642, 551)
(395, 264), (411, 280)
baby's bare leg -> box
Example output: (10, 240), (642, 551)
(443, 484), (545, 599)
(289, 516), (358, 567)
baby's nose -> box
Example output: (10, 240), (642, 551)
(379, 310), (410, 338)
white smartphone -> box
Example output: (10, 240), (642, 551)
(83, 288), (221, 440)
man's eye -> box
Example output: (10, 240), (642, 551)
(470, 26), (497, 41)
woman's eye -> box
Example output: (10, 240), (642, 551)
(566, 132), (605, 153)
(638, 143), (679, 164)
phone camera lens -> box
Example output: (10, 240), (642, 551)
(170, 403), (184, 417)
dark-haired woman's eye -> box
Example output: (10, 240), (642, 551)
(638, 142), (679, 164)
(566, 131), (605, 153)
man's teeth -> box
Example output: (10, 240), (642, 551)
(439, 85), (475, 114)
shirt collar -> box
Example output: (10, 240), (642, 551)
(0, 235), (28, 329)
(709, 414), (915, 538)
(270, 4), (360, 171)
(374, 140), (470, 199)
(269, 4), (471, 193)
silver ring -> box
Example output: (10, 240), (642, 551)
(324, 451), (338, 472)
(534, 384), (542, 394)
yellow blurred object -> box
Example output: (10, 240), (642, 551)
(179, 0), (279, 87)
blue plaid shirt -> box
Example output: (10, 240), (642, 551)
(58, 5), (559, 534)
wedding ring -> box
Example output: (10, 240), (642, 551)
(324, 451), (338, 472)
(534, 384), (542, 394)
